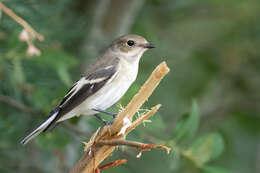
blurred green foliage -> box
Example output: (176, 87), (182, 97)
(169, 101), (225, 172)
(172, 100), (199, 143)
(0, 0), (260, 173)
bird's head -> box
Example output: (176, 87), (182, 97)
(110, 34), (155, 62)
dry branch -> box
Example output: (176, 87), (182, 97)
(96, 139), (171, 153)
(0, 1), (44, 56)
(70, 61), (170, 173)
(98, 159), (127, 172)
(0, 1), (44, 41)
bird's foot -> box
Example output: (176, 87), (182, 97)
(98, 121), (113, 136)
(92, 108), (117, 119)
(94, 114), (113, 136)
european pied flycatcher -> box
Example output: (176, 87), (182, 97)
(21, 34), (155, 145)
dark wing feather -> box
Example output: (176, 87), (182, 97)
(44, 58), (119, 131)
(59, 77), (108, 115)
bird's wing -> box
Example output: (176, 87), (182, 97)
(44, 58), (120, 131)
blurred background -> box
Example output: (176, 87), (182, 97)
(0, 0), (259, 172)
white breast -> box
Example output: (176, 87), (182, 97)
(87, 58), (139, 111)
(58, 58), (139, 121)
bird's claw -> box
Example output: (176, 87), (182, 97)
(97, 120), (113, 136)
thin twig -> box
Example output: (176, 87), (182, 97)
(98, 159), (127, 171)
(126, 105), (161, 134)
(0, 94), (40, 115)
(0, 1), (44, 41)
(0, 94), (89, 138)
(96, 139), (171, 153)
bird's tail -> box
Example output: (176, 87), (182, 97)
(20, 111), (59, 145)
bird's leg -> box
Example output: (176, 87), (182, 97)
(93, 108), (118, 136)
(93, 114), (112, 125)
(92, 108), (117, 119)
(94, 114), (112, 136)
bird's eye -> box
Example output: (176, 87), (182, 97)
(127, 40), (135, 47)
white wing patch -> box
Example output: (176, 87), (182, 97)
(104, 65), (114, 70)
(61, 76), (107, 107)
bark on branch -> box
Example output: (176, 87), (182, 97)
(96, 139), (171, 153)
(70, 61), (170, 173)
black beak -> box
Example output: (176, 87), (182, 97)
(143, 43), (155, 49)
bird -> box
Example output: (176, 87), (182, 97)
(21, 34), (155, 145)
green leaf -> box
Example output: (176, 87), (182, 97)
(202, 166), (232, 173)
(187, 133), (224, 166)
(172, 100), (199, 142)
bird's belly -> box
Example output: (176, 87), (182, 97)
(91, 83), (128, 109)
(79, 76), (134, 115)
